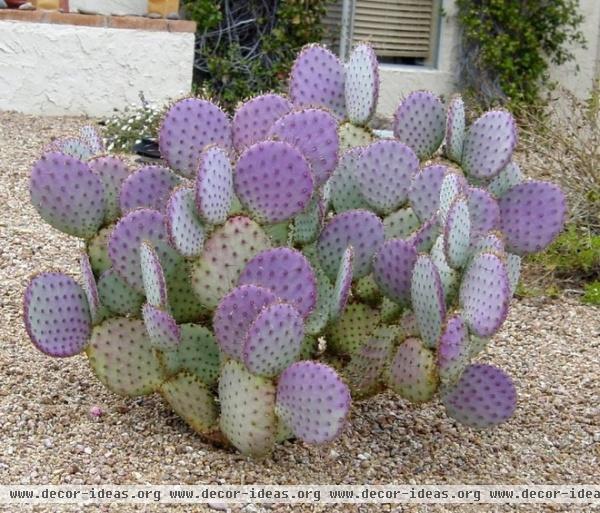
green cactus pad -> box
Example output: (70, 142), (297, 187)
(345, 326), (396, 397)
(431, 235), (458, 300)
(218, 360), (277, 457)
(407, 216), (439, 253)
(438, 172), (466, 224)
(298, 335), (318, 360)
(445, 95), (465, 163)
(89, 155), (130, 223)
(468, 335), (490, 358)
(87, 317), (164, 396)
(160, 372), (218, 434)
(488, 162), (523, 198)
(142, 303), (181, 350)
(330, 246), (354, 321)
(293, 197), (323, 245)
(305, 265), (334, 335)
(381, 296), (403, 324)
(345, 43), (379, 125)
(328, 148), (370, 213)
(326, 302), (381, 355)
(86, 225), (113, 276)
(80, 252), (103, 325)
(24, 272), (91, 358)
(354, 274), (381, 305)
(383, 207), (421, 239)
(140, 241), (168, 309)
(243, 302), (305, 377)
(195, 145), (234, 225)
(410, 255), (446, 348)
(97, 268), (144, 316)
(437, 314), (470, 385)
(166, 186), (206, 258)
(157, 324), (220, 385)
(507, 253), (521, 296)
(264, 221), (290, 246)
(398, 309), (421, 340)
(443, 196), (471, 269)
(190, 216), (271, 309)
(387, 337), (439, 403)
(30, 152), (106, 238)
(338, 122), (374, 151)
(166, 259), (209, 323)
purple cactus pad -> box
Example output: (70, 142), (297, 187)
(234, 140), (314, 223)
(276, 361), (351, 444)
(345, 43), (379, 124)
(166, 186), (205, 258)
(498, 181), (567, 255)
(317, 209), (385, 280)
(289, 44), (346, 119)
(195, 145), (233, 225)
(330, 246), (353, 321)
(393, 91), (446, 159)
(108, 209), (181, 293)
(159, 98), (232, 178)
(466, 187), (501, 241)
(243, 302), (305, 377)
(24, 272), (91, 357)
(89, 156), (130, 223)
(388, 337), (438, 403)
(441, 364), (517, 428)
(444, 95), (465, 163)
(443, 196), (471, 269)
(438, 172), (467, 224)
(408, 164), (447, 221)
(238, 248), (317, 319)
(140, 241), (168, 309)
(372, 239), (418, 304)
(462, 110), (517, 180)
(354, 140), (419, 214)
(119, 165), (180, 214)
(488, 161), (523, 198)
(232, 94), (293, 151)
(268, 108), (339, 186)
(407, 215), (439, 252)
(80, 252), (102, 324)
(459, 252), (510, 337)
(30, 152), (105, 238)
(437, 314), (470, 384)
(142, 303), (181, 350)
(213, 284), (278, 360)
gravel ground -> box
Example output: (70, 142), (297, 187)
(0, 112), (598, 513)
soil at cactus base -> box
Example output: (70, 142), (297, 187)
(0, 112), (598, 513)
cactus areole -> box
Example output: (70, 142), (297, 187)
(24, 43), (567, 456)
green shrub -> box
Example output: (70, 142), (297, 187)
(456, 0), (585, 110)
(582, 281), (600, 305)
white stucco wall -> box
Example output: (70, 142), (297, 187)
(69, 0), (148, 16)
(377, 0), (600, 117)
(0, 20), (195, 116)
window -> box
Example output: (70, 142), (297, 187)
(323, 0), (441, 65)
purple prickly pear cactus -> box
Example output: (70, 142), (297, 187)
(120, 165), (180, 214)
(345, 43), (379, 125)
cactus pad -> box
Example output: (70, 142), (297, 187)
(443, 196), (471, 269)
(190, 216), (271, 309)
(219, 360), (277, 456)
(344, 326), (396, 397)
(140, 241), (168, 309)
(326, 302), (381, 355)
(445, 95), (465, 163)
(354, 140), (418, 214)
(268, 108), (339, 186)
(213, 284), (278, 360)
(407, 215), (439, 252)
(160, 372), (218, 434)
(387, 337), (438, 403)
(158, 324), (220, 385)
(472, 231), (505, 256)
(317, 209), (385, 280)
(238, 248), (317, 319)
(338, 122), (374, 150)
(89, 156), (130, 223)
(108, 209), (181, 293)
(383, 207), (421, 239)
(441, 364), (516, 428)
(232, 93), (293, 151)
(466, 187), (500, 241)
(462, 111), (517, 180)
(97, 268), (144, 316)
(393, 91), (445, 159)
(87, 317), (164, 396)
(24, 272), (91, 357)
(87, 225), (113, 276)
(243, 302), (304, 377)
(438, 172), (467, 224)
(431, 235), (458, 299)
(142, 303), (181, 350)
(507, 253), (521, 295)
(408, 164), (447, 222)
(30, 152), (105, 238)
(437, 314), (470, 384)
(234, 140), (314, 223)
(410, 255), (446, 348)
(276, 361), (351, 444)
(330, 246), (353, 321)
(345, 43), (379, 124)
(79, 125), (104, 155)
(293, 197), (324, 245)
(159, 98), (232, 178)
(328, 148), (370, 213)
(289, 44), (346, 119)
(372, 239), (418, 304)
(46, 137), (93, 161)
(459, 252), (510, 337)
(304, 265), (333, 335)
(488, 161), (523, 198)
(119, 165), (180, 214)
(195, 145), (234, 225)
(498, 181), (567, 255)
(80, 253), (102, 324)
(165, 186), (205, 258)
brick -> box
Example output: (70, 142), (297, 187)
(167, 20), (196, 33)
(108, 15), (168, 32)
(44, 11), (106, 27)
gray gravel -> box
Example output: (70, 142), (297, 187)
(0, 112), (598, 513)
